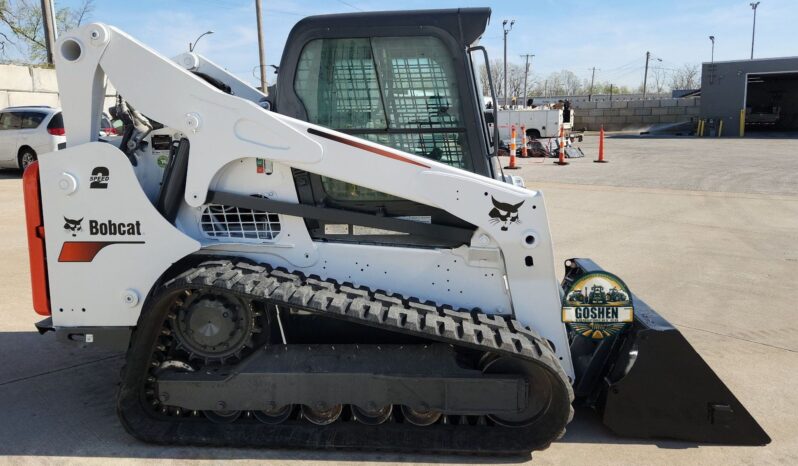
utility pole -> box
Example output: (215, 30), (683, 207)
(40, 0), (57, 65)
(709, 35), (715, 63)
(750, 2), (760, 59)
(502, 19), (514, 107)
(642, 51), (650, 99)
(255, 0), (268, 94)
(520, 53), (534, 106)
(588, 67), (598, 101)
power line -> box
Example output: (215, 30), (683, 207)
(336, 0), (364, 11)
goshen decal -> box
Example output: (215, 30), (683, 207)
(89, 166), (110, 189)
(562, 272), (634, 340)
(63, 217), (83, 237)
(488, 197), (524, 231)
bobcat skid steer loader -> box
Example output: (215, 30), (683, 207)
(23, 8), (768, 454)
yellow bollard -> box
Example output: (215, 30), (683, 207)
(718, 119), (724, 137)
(739, 109), (746, 137)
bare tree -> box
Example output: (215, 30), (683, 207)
(669, 63), (699, 90)
(0, 0), (94, 64)
(478, 58), (503, 98)
(650, 67), (669, 93)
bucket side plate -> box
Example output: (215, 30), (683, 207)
(564, 258), (770, 446)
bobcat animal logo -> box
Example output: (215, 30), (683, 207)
(63, 217), (83, 237)
(489, 196), (524, 231)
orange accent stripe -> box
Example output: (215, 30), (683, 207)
(308, 127), (431, 169)
(58, 241), (144, 263)
(22, 162), (50, 316)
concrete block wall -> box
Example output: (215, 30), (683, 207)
(0, 63), (116, 112)
(573, 97), (700, 131)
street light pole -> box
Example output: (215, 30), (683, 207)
(750, 2), (760, 59)
(588, 66), (598, 101)
(642, 52), (662, 98)
(189, 30), (214, 52)
(40, 0), (57, 65)
(520, 53), (534, 106)
(709, 35), (715, 63)
(642, 51), (650, 99)
(502, 19), (514, 107)
(255, 0), (268, 93)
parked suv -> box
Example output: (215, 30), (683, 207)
(0, 106), (66, 171)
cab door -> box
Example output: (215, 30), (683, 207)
(286, 36), (481, 246)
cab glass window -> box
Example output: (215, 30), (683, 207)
(295, 36), (470, 201)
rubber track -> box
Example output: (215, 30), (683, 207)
(118, 259), (574, 455)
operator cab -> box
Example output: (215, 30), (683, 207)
(273, 8), (499, 247)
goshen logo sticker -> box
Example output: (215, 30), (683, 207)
(489, 196), (523, 231)
(63, 217), (83, 236)
(89, 166), (110, 189)
(562, 272), (634, 340)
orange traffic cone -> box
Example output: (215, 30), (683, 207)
(555, 124), (569, 166)
(594, 125), (608, 163)
(520, 125), (528, 158)
(505, 124), (520, 169)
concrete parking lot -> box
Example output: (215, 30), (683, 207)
(1, 134), (796, 465)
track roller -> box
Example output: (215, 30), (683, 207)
(352, 404), (393, 425)
(301, 404), (343, 425)
(253, 404), (293, 424)
(401, 405), (442, 426)
(204, 410), (241, 424)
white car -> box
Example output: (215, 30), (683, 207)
(0, 106), (67, 171)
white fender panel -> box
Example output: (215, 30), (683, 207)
(39, 142), (200, 326)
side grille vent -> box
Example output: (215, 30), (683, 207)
(200, 203), (280, 241)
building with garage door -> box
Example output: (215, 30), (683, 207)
(701, 56), (798, 136)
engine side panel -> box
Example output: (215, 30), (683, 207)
(39, 142), (199, 327)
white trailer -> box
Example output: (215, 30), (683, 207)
(491, 107), (582, 141)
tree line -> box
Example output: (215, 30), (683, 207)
(0, 0), (94, 65)
(479, 59), (700, 99)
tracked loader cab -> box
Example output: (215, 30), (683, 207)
(273, 8), (499, 246)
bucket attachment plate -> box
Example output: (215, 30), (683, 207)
(564, 258), (770, 446)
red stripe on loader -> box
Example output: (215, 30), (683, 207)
(308, 127), (431, 169)
(58, 241), (145, 263)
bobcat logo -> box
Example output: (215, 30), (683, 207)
(489, 197), (524, 231)
(63, 217), (83, 237)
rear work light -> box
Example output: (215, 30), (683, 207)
(22, 162), (51, 316)
(47, 127), (66, 136)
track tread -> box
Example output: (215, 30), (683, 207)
(118, 259), (574, 454)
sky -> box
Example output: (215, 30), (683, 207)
(17, 0), (798, 89)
